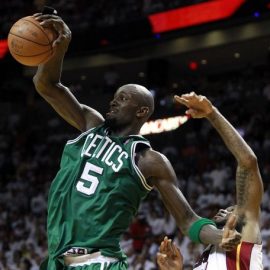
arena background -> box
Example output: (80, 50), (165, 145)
(0, 0), (270, 269)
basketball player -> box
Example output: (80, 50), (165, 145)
(32, 14), (241, 270)
(157, 92), (264, 269)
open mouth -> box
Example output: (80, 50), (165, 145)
(108, 107), (118, 113)
(106, 109), (117, 117)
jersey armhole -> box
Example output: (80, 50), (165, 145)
(131, 141), (153, 191)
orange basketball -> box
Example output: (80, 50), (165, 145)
(8, 16), (57, 66)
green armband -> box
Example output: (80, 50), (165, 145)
(188, 218), (217, 243)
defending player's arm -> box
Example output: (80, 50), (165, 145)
(138, 149), (241, 249)
(207, 105), (263, 217)
(175, 92), (263, 243)
(32, 14), (104, 131)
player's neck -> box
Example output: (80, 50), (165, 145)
(108, 125), (141, 137)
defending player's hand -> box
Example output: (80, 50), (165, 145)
(157, 236), (183, 270)
(33, 13), (71, 51)
(174, 92), (214, 118)
(219, 214), (242, 251)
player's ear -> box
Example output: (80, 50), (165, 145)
(136, 107), (149, 118)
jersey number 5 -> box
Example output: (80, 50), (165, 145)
(76, 162), (103, 195)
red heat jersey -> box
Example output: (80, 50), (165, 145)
(193, 242), (263, 270)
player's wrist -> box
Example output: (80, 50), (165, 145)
(206, 106), (218, 119)
(188, 218), (217, 243)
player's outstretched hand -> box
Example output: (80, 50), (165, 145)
(219, 214), (242, 251)
(33, 13), (71, 51)
(174, 92), (214, 119)
(157, 236), (183, 270)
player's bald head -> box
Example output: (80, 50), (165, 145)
(117, 84), (155, 118)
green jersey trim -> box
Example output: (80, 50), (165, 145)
(131, 141), (153, 191)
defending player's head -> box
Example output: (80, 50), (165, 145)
(213, 206), (236, 228)
(105, 84), (154, 130)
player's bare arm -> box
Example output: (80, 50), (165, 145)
(175, 92), (263, 243)
(137, 149), (241, 248)
(32, 14), (104, 131)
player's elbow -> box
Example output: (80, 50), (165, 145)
(240, 153), (258, 170)
(33, 75), (56, 96)
(33, 75), (48, 93)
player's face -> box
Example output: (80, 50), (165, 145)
(213, 206), (235, 226)
(105, 88), (140, 128)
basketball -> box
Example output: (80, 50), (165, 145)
(8, 16), (57, 66)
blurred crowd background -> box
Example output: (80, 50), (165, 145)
(1, 0), (270, 269)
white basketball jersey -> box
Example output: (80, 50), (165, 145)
(193, 242), (263, 270)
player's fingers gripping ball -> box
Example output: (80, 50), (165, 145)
(8, 16), (57, 66)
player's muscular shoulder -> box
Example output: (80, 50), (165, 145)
(136, 149), (176, 185)
(136, 149), (163, 177)
(82, 105), (104, 131)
